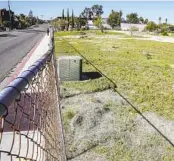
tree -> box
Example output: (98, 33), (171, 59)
(146, 21), (158, 31)
(93, 16), (103, 32)
(126, 13), (139, 24)
(18, 14), (27, 28)
(80, 4), (104, 21)
(81, 7), (91, 20)
(28, 10), (36, 26)
(118, 10), (123, 26)
(91, 5), (103, 18)
(75, 15), (87, 29)
(67, 8), (69, 30)
(3, 21), (11, 28)
(144, 18), (149, 24)
(13, 15), (20, 28)
(107, 10), (121, 29)
(139, 17), (144, 24)
(32, 17), (37, 25)
(71, 10), (75, 28)
(159, 17), (161, 24)
(62, 9), (64, 20)
(78, 15), (82, 29)
(58, 19), (66, 31)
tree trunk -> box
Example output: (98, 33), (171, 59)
(101, 25), (104, 33)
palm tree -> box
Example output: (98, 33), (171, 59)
(72, 10), (74, 28)
(67, 8), (69, 30)
(62, 9), (64, 20)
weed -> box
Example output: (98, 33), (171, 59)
(62, 108), (76, 130)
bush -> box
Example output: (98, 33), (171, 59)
(2, 21), (11, 28)
(158, 27), (169, 36)
(168, 26), (174, 32)
(146, 21), (158, 32)
(161, 30), (169, 36)
(57, 19), (66, 31)
(130, 26), (139, 31)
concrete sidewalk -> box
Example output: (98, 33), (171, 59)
(20, 34), (50, 73)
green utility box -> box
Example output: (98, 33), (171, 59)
(58, 56), (82, 81)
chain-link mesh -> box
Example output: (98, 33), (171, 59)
(0, 53), (66, 161)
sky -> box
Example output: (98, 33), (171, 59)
(0, 1), (174, 24)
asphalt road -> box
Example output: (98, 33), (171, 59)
(0, 24), (48, 82)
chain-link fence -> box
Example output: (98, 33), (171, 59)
(0, 32), (66, 161)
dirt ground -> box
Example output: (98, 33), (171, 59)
(60, 89), (174, 161)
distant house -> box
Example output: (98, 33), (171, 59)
(102, 18), (112, 29)
(87, 20), (97, 29)
(87, 18), (112, 29)
(121, 23), (146, 31)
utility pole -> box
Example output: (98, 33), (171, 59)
(8, 0), (12, 30)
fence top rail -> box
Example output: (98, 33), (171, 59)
(0, 30), (54, 117)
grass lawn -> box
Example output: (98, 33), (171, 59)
(55, 30), (174, 120)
